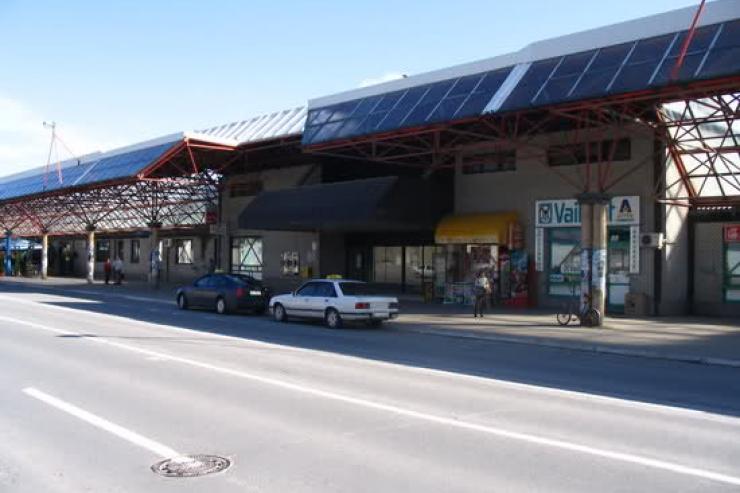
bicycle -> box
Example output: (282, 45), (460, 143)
(556, 284), (601, 327)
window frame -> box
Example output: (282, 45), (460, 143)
(230, 236), (263, 279)
(175, 239), (193, 265)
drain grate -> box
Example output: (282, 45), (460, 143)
(151, 455), (231, 477)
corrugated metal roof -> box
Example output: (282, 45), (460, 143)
(193, 106), (306, 146)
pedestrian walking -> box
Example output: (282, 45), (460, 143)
(473, 270), (491, 318)
(113, 256), (124, 284)
(104, 257), (112, 284)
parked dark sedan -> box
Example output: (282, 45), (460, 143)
(175, 273), (269, 315)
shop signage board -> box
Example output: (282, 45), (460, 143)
(629, 226), (640, 274)
(534, 227), (544, 272)
(725, 225), (740, 242)
(535, 196), (640, 227)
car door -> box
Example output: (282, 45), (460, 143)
(204, 275), (227, 308)
(287, 282), (317, 317)
(189, 275), (212, 307)
(309, 282), (337, 318)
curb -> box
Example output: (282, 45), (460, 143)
(394, 326), (740, 369)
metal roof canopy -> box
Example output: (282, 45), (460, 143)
(301, 1), (740, 207)
(0, 132), (242, 237)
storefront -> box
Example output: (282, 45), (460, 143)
(723, 225), (740, 303)
(432, 212), (529, 306)
(535, 196), (640, 313)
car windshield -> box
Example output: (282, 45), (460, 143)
(338, 282), (383, 296)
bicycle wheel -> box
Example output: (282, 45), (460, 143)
(580, 307), (601, 327)
(556, 310), (572, 326)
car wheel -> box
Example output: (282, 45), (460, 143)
(177, 293), (188, 310)
(215, 296), (228, 315)
(273, 303), (287, 322)
(325, 308), (342, 329)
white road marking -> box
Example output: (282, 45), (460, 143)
(23, 387), (180, 459)
(4, 315), (740, 486)
(0, 294), (736, 427)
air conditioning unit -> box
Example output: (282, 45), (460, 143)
(162, 238), (173, 248)
(640, 232), (664, 249)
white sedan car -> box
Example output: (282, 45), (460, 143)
(269, 279), (399, 328)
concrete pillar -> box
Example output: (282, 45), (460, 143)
(148, 223), (161, 288)
(41, 232), (49, 280)
(591, 201), (608, 323)
(4, 231), (12, 277)
(577, 193), (609, 326)
(85, 225), (96, 284)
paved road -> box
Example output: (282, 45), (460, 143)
(1, 285), (739, 492)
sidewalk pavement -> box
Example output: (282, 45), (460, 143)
(2, 276), (740, 368)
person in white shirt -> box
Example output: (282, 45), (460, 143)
(112, 256), (124, 284)
(473, 271), (491, 318)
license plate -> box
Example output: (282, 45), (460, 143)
(249, 290), (262, 296)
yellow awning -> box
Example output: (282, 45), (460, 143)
(435, 212), (518, 244)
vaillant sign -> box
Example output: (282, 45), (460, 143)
(535, 196), (640, 227)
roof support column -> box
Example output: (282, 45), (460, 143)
(148, 222), (162, 289)
(577, 193), (608, 326)
(41, 230), (49, 280)
(4, 231), (12, 277)
(85, 225), (96, 284)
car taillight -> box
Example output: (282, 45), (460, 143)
(236, 287), (245, 298)
(355, 302), (370, 310)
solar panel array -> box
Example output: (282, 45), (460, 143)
(304, 20), (740, 146)
(0, 140), (179, 202)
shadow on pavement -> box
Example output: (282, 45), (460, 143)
(3, 282), (740, 419)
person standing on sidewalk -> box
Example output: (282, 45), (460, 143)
(473, 271), (491, 318)
(103, 257), (112, 285)
(113, 256), (124, 284)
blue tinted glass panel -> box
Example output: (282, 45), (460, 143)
(535, 75), (580, 105)
(589, 43), (633, 70)
(327, 100), (361, 122)
(668, 25), (720, 56)
(499, 58), (560, 111)
(373, 91), (405, 112)
(351, 95), (383, 117)
(402, 80), (456, 126)
(713, 20), (740, 50)
(570, 44), (632, 100)
(553, 51), (596, 76)
(651, 52), (706, 85)
(427, 95), (467, 122)
(374, 87), (428, 132)
(700, 46), (740, 78)
(627, 34), (675, 64)
(609, 63), (659, 94)
(447, 74), (485, 97)
(455, 92), (494, 118)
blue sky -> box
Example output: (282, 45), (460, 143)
(0, 0), (703, 174)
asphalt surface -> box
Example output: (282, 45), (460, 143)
(1, 283), (739, 492)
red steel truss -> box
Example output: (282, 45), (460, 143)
(304, 76), (740, 207)
(0, 139), (240, 238)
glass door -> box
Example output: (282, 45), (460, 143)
(607, 228), (630, 313)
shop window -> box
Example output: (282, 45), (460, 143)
(373, 246), (402, 285)
(548, 138), (631, 167)
(115, 240), (124, 261)
(231, 236), (263, 279)
(461, 148), (516, 174)
(130, 240), (140, 264)
(95, 240), (110, 262)
(725, 242), (740, 302)
(548, 228), (581, 296)
(175, 239), (193, 265)
(230, 181), (263, 198)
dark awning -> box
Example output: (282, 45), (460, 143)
(238, 176), (446, 232)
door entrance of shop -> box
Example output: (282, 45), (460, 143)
(346, 246), (371, 282)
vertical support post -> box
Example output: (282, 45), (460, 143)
(148, 222), (162, 288)
(4, 231), (12, 277)
(578, 193), (609, 326)
(591, 200), (608, 321)
(41, 231), (49, 280)
(579, 203), (593, 315)
(85, 225), (96, 284)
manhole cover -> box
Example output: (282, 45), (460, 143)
(151, 455), (230, 477)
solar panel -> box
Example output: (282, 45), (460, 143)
(0, 140), (178, 202)
(302, 66), (513, 145)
